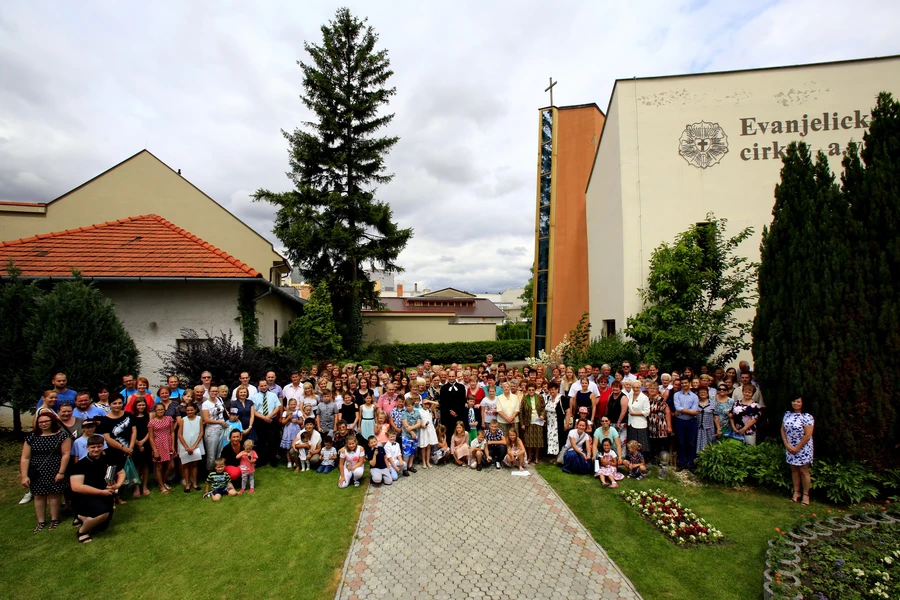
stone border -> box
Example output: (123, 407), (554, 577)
(762, 512), (899, 600)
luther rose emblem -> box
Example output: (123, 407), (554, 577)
(678, 121), (728, 169)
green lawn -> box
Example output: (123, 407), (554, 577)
(537, 464), (834, 600)
(0, 459), (364, 600)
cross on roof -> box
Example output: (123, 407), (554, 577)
(545, 77), (558, 106)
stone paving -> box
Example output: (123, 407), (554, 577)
(335, 464), (642, 600)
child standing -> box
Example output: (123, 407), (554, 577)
(294, 431), (311, 472)
(401, 398), (421, 474)
(622, 440), (647, 479)
(338, 436), (365, 488)
(280, 399), (300, 468)
(417, 397), (438, 468)
(317, 436), (338, 474)
(204, 458), (236, 501)
(594, 438), (620, 488)
(236, 439), (257, 494)
(466, 397), (480, 442)
(375, 412), (391, 445)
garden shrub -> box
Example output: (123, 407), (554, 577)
(496, 322), (531, 340)
(749, 441), (793, 492)
(810, 459), (880, 505)
(360, 340), (530, 368)
(695, 438), (752, 487)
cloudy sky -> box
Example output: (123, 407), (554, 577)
(1, 1), (897, 292)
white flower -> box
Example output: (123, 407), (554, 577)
(884, 556), (893, 565)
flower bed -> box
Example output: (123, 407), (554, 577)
(620, 488), (724, 545)
(764, 509), (899, 600)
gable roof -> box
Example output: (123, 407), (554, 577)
(420, 287), (476, 298)
(0, 214), (260, 278)
(368, 297), (507, 319)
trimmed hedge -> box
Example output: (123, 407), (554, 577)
(360, 340), (530, 369)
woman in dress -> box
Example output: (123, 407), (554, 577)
(781, 396), (814, 505)
(730, 384), (761, 445)
(148, 401), (175, 494)
(695, 387), (720, 455)
(130, 397), (152, 497)
(359, 393), (377, 440)
(495, 382), (520, 437)
(20, 410), (71, 532)
(607, 380), (627, 432)
(562, 419), (593, 475)
(520, 382), (545, 465)
(201, 384), (226, 471)
(177, 402), (205, 493)
(713, 382), (735, 438)
(99, 395), (136, 503)
(646, 384), (671, 462)
(545, 381), (563, 457)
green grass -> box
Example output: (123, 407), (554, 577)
(0, 449), (364, 600)
(537, 464), (834, 600)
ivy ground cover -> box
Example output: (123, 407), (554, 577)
(621, 487), (724, 545)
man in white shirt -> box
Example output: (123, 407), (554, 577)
(231, 372), (258, 400)
(283, 370), (304, 405)
(621, 361), (638, 382)
(568, 368), (599, 397)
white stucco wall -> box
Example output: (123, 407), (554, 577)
(587, 56), (900, 363)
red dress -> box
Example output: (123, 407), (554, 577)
(148, 416), (174, 462)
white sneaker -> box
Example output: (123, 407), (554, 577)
(19, 491), (33, 504)
(287, 462), (293, 469)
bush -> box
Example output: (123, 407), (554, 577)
(583, 331), (642, 373)
(695, 438), (753, 487)
(360, 340), (530, 369)
(496, 322), (531, 340)
(255, 346), (306, 381)
(811, 459), (880, 505)
(156, 329), (268, 388)
(749, 441), (793, 492)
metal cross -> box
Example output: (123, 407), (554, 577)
(545, 77), (557, 106)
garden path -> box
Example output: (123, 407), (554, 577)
(335, 463), (641, 600)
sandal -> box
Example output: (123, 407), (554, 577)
(49, 519), (60, 530)
(33, 522), (46, 533)
(791, 490), (801, 503)
(142, 489), (151, 496)
(184, 487), (191, 494)
(192, 485), (201, 491)
(801, 494), (810, 506)
(72, 517), (82, 528)
(77, 530), (92, 544)
(158, 488), (169, 495)
(163, 484), (172, 491)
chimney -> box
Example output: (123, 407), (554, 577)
(414, 282), (418, 293)
(397, 283), (404, 297)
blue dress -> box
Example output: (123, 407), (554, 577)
(783, 412), (814, 465)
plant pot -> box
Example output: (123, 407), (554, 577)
(801, 523), (832, 537)
(763, 569), (800, 600)
(786, 531), (808, 547)
(822, 516), (850, 532)
(848, 513), (877, 525)
(762, 581), (802, 600)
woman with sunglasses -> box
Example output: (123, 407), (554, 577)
(713, 382), (735, 439)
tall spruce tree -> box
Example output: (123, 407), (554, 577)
(254, 7), (412, 356)
(840, 92), (900, 463)
(753, 143), (868, 460)
(280, 281), (343, 361)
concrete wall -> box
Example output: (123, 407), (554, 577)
(363, 314), (497, 344)
(587, 56), (900, 362)
(99, 280), (302, 387)
(550, 106), (605, 347)
(0, 151), (286, 281)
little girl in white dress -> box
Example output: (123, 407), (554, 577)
(416, 397), (438, 468)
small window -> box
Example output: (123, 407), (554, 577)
(603, 319), (616, 337)
(176, 337), (212, 352)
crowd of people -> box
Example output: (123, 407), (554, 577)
(19, 355), (815, 543)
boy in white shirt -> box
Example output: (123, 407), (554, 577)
(317, 436), (338, 474)
(469, 429), (487, 470)
(384, 430), (406, 479)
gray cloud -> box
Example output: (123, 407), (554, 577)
(0, 0), (897, 294)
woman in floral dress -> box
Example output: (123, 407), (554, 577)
(695, 387), (719, 454)
(781, 396), (814, 505)
(713, 382), (735, 438)
(545, 382), (562, 457)
(646, 385), (670, 462)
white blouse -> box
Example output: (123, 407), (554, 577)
(627, 393), (650, 429)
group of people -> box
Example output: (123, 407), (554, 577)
(19, 356), (815, 542)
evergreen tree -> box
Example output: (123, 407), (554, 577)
(280, 281), (343, 362)
(626, 214), (756, 370)
(840, 92), (900, 463)
(0, 260), (43, 432)
(25, 276), (140, 402)
(753, 143), (866, 459)
(254, 7), (412, 356)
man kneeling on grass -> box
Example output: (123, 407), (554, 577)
(69, 434), (125, 544)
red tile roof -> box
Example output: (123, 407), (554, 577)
(0, 214), (260, 278)
(0, 200), (47, 207)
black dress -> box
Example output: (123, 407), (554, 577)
(26, 431), (69, 495)
(99, 413), (133, 464)
(607, 393), (626, 424)
(131, 413), (151, 467)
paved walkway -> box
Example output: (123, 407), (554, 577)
(335, 464), (642, 600)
